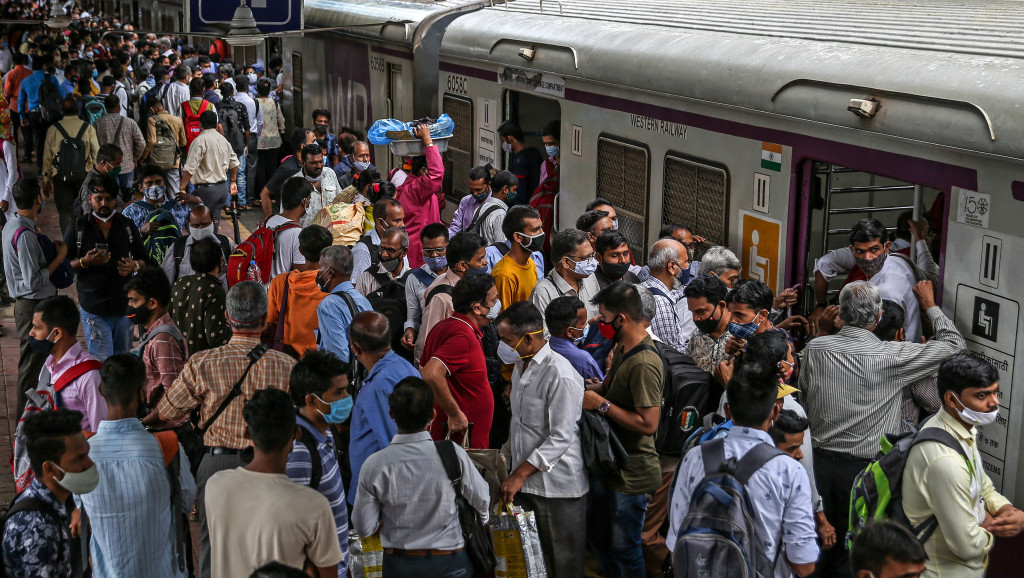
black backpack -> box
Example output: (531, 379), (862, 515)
(53, 123), (89, 183)
(622, 342), (718, 457)
(38, 74), (62, 123)
(367, 270), (413, 363)
(218, 99), (247, 156)
(358, 234), (380, 272)
(170, 235), (233, 281)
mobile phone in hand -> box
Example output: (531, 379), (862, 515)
(95, 243), (108, 253)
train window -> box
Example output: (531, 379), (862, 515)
(442, 94), (474, 203)
(662, 155), (729, 245)
(596, 136), (650, 262)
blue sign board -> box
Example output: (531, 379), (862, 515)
(187, 0), (303, 35)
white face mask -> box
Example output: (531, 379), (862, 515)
(190, 224), (214, 241)
(952, 393), (999, 426)
(501, 141), (512, 154)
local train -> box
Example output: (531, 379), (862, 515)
(118, 0), (1024, 504)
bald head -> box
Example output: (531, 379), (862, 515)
(350, 311), (391, 353)
(648, 238), (686, 272)
(188, 205), (214, 230)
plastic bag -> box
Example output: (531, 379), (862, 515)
(490, 504), (548, 578)
(367, 114), (455, 145)
(348, 530), (383, 578)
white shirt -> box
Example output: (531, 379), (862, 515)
(288, 169), (341, 228)
(508, 343), (589, 498)
(352, 431), (490, 550)
(265, 214), (304, 280)
(233, 91), (262, 134)
(667, 427), (820, 577)
(162, 81), (189, 118)
(814, 242), (935, 342)
(0, 140), (18, 219)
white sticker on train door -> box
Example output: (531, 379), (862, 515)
(955, 187), (991, 228)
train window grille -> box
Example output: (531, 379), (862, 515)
(596, 137), (649, 263)
(663, 155), (728, 246)
(442, 94), (474, 203)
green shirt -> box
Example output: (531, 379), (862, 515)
(602, 336), (664, 494)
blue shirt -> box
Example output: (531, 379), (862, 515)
(59, 78), (76, 98)
(2, 479), (72, 578)
(316, 282), (372, 362)
(549, 336), (604, 381)
(18, 70), (58, 113)
(121, 199), (190, 233)
(484, 241), (545, 279)
(348, 351), (418, 504)
(286, 416), (349, 578)
(78, 418), (197, 578)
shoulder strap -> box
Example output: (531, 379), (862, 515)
(54, 121), (71, 140)
(620, 343), (657, 364)
(732, 442), (786, 485)
(468, 204), (502, 232)
(3, 496), (62, 527)
(646, 285), (671, 301)
(11, 226), (29, 251)
(370, 268), (394, 291)
(912, 428), (968, 460)
(113, 115), (125, 144)
(172, 236), (187, 279)
(411, 267), (434, 287)
(435, 440), (464, 489)
(216, 234), (233, 260)
(426, 284), (455, 307)
(198, 344), (268, 436)
(298, 426), (323, 490)
(151, 431), (180, 467)
(491, 241), (509, 257)
(53, 360), (103, 392)
(74, 121), (88, 139)
(700, 437), (728, 477)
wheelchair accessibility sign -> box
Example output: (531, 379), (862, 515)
(739, 211), (781, 292)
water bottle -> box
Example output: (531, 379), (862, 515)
(246, 260), (262, 282)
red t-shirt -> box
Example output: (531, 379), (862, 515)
(420, 312), (494, 449)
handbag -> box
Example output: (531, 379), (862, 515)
(448, 424), (508, 510)
(436, 439), (497, 575)
(578, 409), (630, 475)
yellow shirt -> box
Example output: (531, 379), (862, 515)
(902, 409), (1012, 577)
(492, 253), (539, 312)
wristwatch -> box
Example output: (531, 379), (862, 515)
(598, 401), (611, 415)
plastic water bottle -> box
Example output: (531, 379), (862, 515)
(246, 260), (262, 282)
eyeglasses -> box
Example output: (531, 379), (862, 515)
(423, 245), (448, 256)
(379, 246), (406, 256)
(565, 252), (596, 263)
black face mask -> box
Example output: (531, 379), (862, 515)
(602, 261), (630, 281)
(693, 303), (722, 335)
(316, 271), (331, 293)
(125, 304), (151, 326)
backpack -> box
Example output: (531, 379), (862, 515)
(37, 74), (62, 123)
(218, 99), (246, 156)
(226, 219), (300, 287)
(490, 241), (509, 257)
(181, 99), (211, 150)
(358, 234), (380, 271)
(466, 203), (504, 237)
(672, 438), (785, 578)
(847, 428), (968, 548)
(0, 495), (70, 578)
(313, 202), (366, 247)
(171, 234), (233, 281)
(11, 360), (102, 492)
(52, 122), (89, 183)
(368, 270), (414, 362)
(425, 283), (454, 308)
(12, 226), (74, 289)
(140, 205), (182, 264)
(296, 423), (345, 491)
(150, 114), (179, 170)
(625, 342), (718, 457)
(79, 96), (105, 125)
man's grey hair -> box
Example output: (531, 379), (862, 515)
(839, 281), (882, 328)
(226, 281), (268, 330)
(647, 239), (681, 272)
(383, 227), (409, 250)
(698, 246), (741, 276)
(636, 284), (657, 322)
(219, 63), (234, 78)
(321, 245), (354, 277)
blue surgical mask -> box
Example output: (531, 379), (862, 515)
(728, 316), (762, 340)
(468, 265), (489, 276)
(572, 324), (590, 345)
(315, 395), (353, 424)
(545, 145), (559, 158)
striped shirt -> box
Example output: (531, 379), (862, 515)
(95, 112), (146, 168)
(798, 306), (965, 459)
(156, 335), (296, 449)
(78, 419), (197, 578)
(642, 276), (690, 353)
(286, 416), (349, 578)
(140, 314), (188, 428)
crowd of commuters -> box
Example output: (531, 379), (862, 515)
(0, 5), (1022, 578)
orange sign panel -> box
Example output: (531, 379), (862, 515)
(740, 211), (781, 292)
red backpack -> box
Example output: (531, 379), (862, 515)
(182, 99), (212, 151)
(226, 219), (300, 287)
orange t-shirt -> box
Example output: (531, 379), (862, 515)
(266, 269), (326, 357)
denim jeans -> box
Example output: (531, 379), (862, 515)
(586, 476), (651, 578)
(80, 310), (134, 361)
(236, 151), (247, 206)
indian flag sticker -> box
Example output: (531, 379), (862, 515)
(761, 142), (783, 172)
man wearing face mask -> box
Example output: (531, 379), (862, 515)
(484, 205), (546, 276)
(594, 231), (641, 289)
(355, 226), (409, 297)
(449, 165), (491, 236)
(684, 275), (733, 373)
(467, 169), (515, 245)
(545, 296), (604, 382)
(316, 245), (373, 364)
(162, 205), (235, 288)
(491, 203), (544, 309)
(287, 351), (354, 578)
(403, 224), (449, 353)
(576, 209), (616, 249)
(720, 279), (777, 360)
(812, 218), (936, 343)
(64, 178), (149, 360)
(74, 143), (123, 219)
(348, 312), (419, 506)
(415, 231), (488, 364)
(334, 140), (375, 189)
(496, 301), (589, 578)
(123, 165), (194, 249)
(289, 142), (341, 228)
(420, 273), (497, 448)
(800, 281), (964, 578)
(530, 228), (601, 322)
(529, 121), (560, 252)
(902, 353), (1024, 577)
(497, 119), (542, 205)
(41, 95), (98, 233)
(310, 109), (340, 167)
(352, 197), (406, 283)
(3, 409), (97, 577)
(642, 238), (696, 353)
